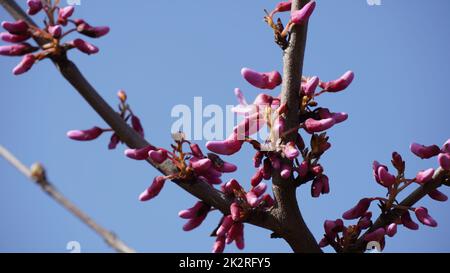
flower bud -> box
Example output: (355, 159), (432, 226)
(401, 211), (419, 230)
(241, 67), (282, 90)
(230, 203), (242, 221)
(291, 1), (316, 25)
(377, 167), (396, 187)
(296, 161), (309, 178)
(438, 153), (450, 171)
(302, 76), (319, 97)
(251, 182), (267, 197)
(178, 202), (207, 219)
(217, 215), (234, 237)
(245, 191), (259, 207)
(148, 149), (168, 164)
(311, 176), (324, 198)
(2, 20), (29, 35)
(27, 0), (43, 15)
(0, 43), (37, 56)
(386, 223), (397, 237)
(189, 143), (204, 158)
(320, 71), (354, 93)
(212, 235), (226, 253)
(108, 133), (120, 150)
(415, 168), (434, 184)
(364, 227), (385, 242)
(357, 212), (372, 230)
(223, 179), (243, 195)
(139, 176), (166, 202)
(283, 141), (299, 160)
(58, 6), (75, 25)
(12, 53), (36, 75)
(75, 20), (110, 38)
(69, 39), (99, 55)
(67, 126), (103, 141)
(318, 237), (329, 248)
(280, 164), (292, 179)
(217, 161), (238, 173)
(0, 32), (30, 43)
(442, 139), (450, 154)
(124, 145), (155, 160)
(410, 142), (440, 159)
(206, 133), (244, 156)
(191, 158), (212, 172)
(415, 207), (437, 227)
(428, 189), (448, 202)
(251, 168), (264, 187)
(304, 118), (335, 133)
(48, 25), (62, 38)
(183, 213), (208, 232)
(343, 198), (373, 220)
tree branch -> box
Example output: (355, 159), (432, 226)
(0, 145), (136, 253)
(270, 0), (322, 253)
(0, 0), (280, 244)
(347, 167), (450, 253)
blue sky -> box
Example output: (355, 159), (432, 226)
(1, 0), (449, 253)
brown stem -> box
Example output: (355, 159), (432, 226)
(0, 145), (136, 253)
(271, 0), (322, 253)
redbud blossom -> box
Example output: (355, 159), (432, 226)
(401, 211), (419, 230)
(0, 32), (30, 43)
(108, 133), (120, 150)
(324, 219), (343, 238)
(0, 43), (37, 56)
(318, 237), (329, 248)
(296, 161), (309, 178)
(191, 158), (212, 172)
(438, 153), (450, 170)
(386, 223), (397, 237)
(206, 133), (244, 156)
(280, 164), (292, 179)
(67, 126), (104, 141)
(27, 0), (43, 15)
(442, 139), (450, 153)
(230, 203), (242, 221)
(183, 213), (208, 232)
(222, 179), (243, 195)
(179, 202), (209, 219)
(331, 112), (348, 124)
(189, 143), (204, 158)
(283, 141), (299, 160)
(58, 6), (75, 25)
(217, 161), (238, 173)
(48, 25), (62, 38)
(410, 142), (441, 159)
(270, 1), (292, 17)
(74, 19), (110, 38)
(251, 168), (264, 187)
(139, 176), (166, 202)
(131, 115), (144, 137)
(241, 68), (282, 90)
(377, 167), (396, 188)
(212, 236), (226, 253)
(246, 191), (259, 207)
(290, 1), (316, 26)
(415, 168), (435, 184)
(311, 175), (329, 198)
(304, 118), (335, 133)
(320, 71), (355, 93)
(357, 212), (372, 230)
(428, 189), (448, 202)
(364, 227), (385, 242)
(1, 20), (29, 35)
(148, 149), (168, 164)
(302, 76), (319, 97)
(343, 198), (373, 220)
(415, 207), (437, 227)
(124, 145), (155, 160)
(227, 222), (245, 250)
(12, 53), (36, 75)
(69, 39), (99, 55)
(251, 183), (267, 197)
(217, 215), (234, 237)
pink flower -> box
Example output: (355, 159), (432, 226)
(428, 189), (448, 202)
(343, 198), (373, 220)
(304, 118), (335, 133)
(311, 175), (329, 197)
(290, 1), (316, 25)
(251, 182), (267, 197)
(0, 32), (30, 43)
(410, 142), (441, 159)
(357, 212), (372, 230)
(377, 167), (396, 188)
(270, 1), (292, 17)
(331, 112), (348, 124)
(69, 39), (99, 55)
(191, 158), (212, 172)
(179, 202), (209, 219)
(415, 207), (437, 227)
(183, 213), (208, 231)
(320, 71), (355, 93)
(415, 168), (435, 184)
(108, 133), (120, 150)
(12, 53), (36, 75)
(131, 115), (144, 137)
(442, 139), (450, 154)
(27, 0), (43, 16)
(296, 161), (309, 178)
(217, 215), (234, 237)
(386, 223), (397, 237)
(0, 43), (37, 56)
(148, 149), (168, 164)
(364, 227), (385, 242)
(67, 126), (104, 141)
(230, 203), (242, 221)
(401, 211), (419, 230)
(222, 179), (243, 195)
(1, 20), (29, 35)
(124, 145), (155, 160)
(245, 191), (259, 207)
(251, 168), (264, 187)
(48, 25), (62, 38)
(324, 219), (344, 237)
(226, 223), (245, 250)
(189, 143), (204, 158)
(74, 19), (110, 38)
(283, 141), (299, 160)
(206, 133), (244, 156)
(318, 237), (329, 248)
(241, 67), (282, 90)
(139, 176), (166, 202)
(58, 6), (75, 25)
(273, 117), (286, 136)
(217, 161), (238, 173)
(280, 164), (292, 179)
(302, 76), (319, 97)
(438, 153), (450, 170)
(212, 235), (226, 253)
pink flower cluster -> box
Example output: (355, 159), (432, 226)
(319, 139), (449, 252)
(67, 90), (144, 149)
(0, 0), (109, 75)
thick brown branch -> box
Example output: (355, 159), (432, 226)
(0, 0), (279, 240)
(0, 145), (136, 253)
(347, 167), (450, 253)
(271, 0), (322, 253)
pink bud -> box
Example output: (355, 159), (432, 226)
(311, 176), (324, 198)
(124, 145), (155, 160)
(318, 237), (329, 248)
(438, 153), (450, 170)
(253, 151), (264, 168)
(331, 112), (348, 124)
(280, 164), (292, 179)
(410, 142), (441, 159)
(131, 115), (144, 137)
(223, 179), (243, 195)
(230, 203), (242, 221)
(139, 176), (166, 202)
(304, 118), (336, 133)
(212, 236), (226, 253)
(206, 133), (244, 156)
(108, 133), (120, 150)
(0, 32), (30, 43)
(311, 164), (323, 175)
(12, 53), (36, 75)
(415, 207), (437, 227)
(227, 222), (244, 249)
(189, 143), (204, 158)
(217, 161), (238, 173)
(191, 158), (212, 173)
(415, 168), (435, 184)
(48, 25), (62, 38)
(442, 139), (450, 154)
(324, 219), (343, 238)
(428, 189), (448, 202)
(241, 67), (282, 90)
(246, 191), (259, 207)
(296, 161), (309, 178)
(271, 1), (292, 16)
(183, 213), (208, 232)
(343, 198), (373, 220)
(251, 168), (264, 187)
(1, 20), (29, 35)
(377, 167), (396, 187)
(58, 6), (75, 25)
(69, 39), (99, 55)
(357, 212), (372, 230)
(302, 76), (319, 97)
(290, 1), (316, 25)
(76, 21), (110, 38)
(0, 43), (37, 56)
(67, 126), (103, 141)
(364, 227), (385, 242)
(253, 93), (273, 105)
(386, 223), (397, 237)
(372, 161), (388, 186)
(217, 215), (234, 237)
(401, 211), (419, 230)
(321, 175), (330, 194)
(178, 202), (208, 219)
(251, 182), (267, 197)
(320, 71), (355, 93)
(27, 0), (43, 15)
(283, 141), (299, 160)
(148, 149), (168, 164)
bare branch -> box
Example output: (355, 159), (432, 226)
(0, 145), (136, 253)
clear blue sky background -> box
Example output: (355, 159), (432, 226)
(1, 0), (449, 253)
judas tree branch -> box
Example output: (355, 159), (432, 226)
(348, 167), (450, 253)
(0, 145), (136, 253)
(0, 0), (281, 243)
(271, 0), (322, 253)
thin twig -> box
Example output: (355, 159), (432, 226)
(0, 145), (136, 253)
